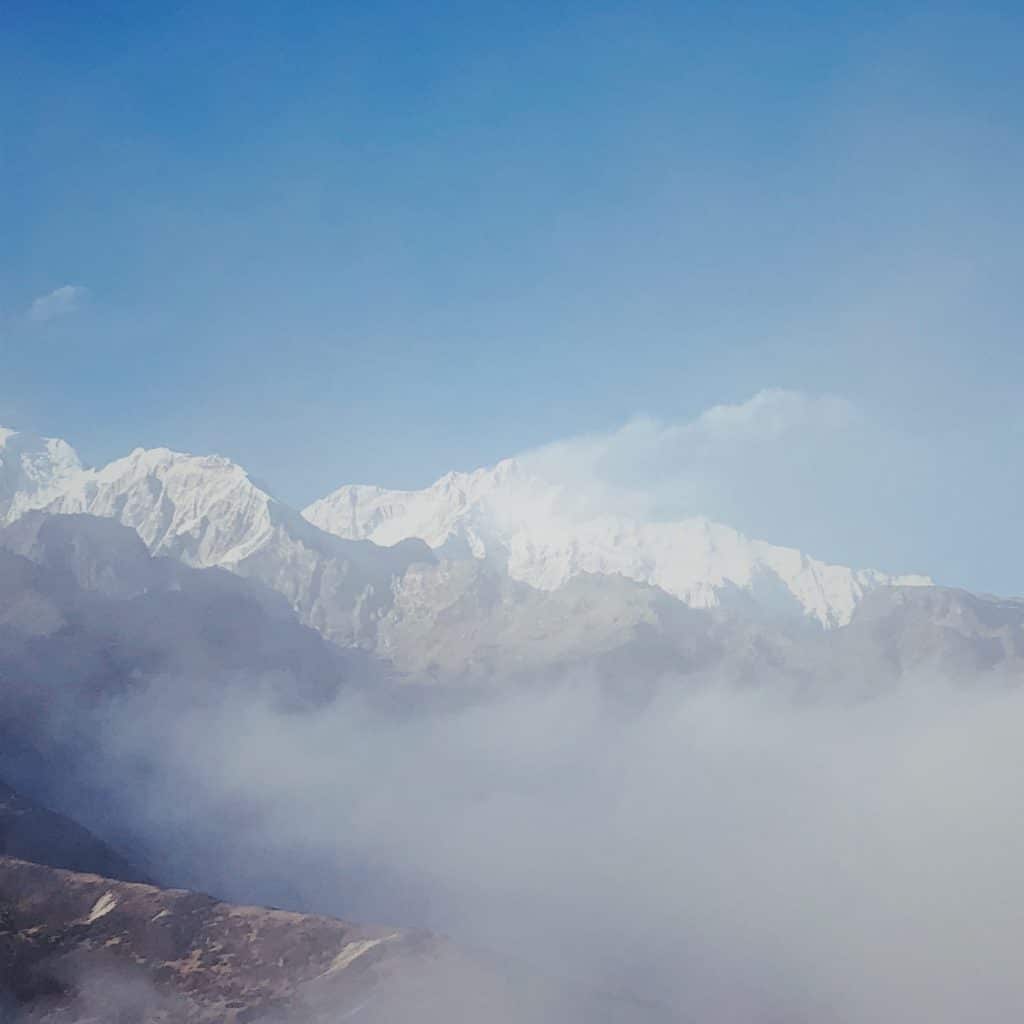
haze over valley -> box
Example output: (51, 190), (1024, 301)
(2, 416), (1024, 1021)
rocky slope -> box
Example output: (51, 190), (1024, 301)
(0, 857), (662, 1023)
(1, 504), (1019, 702)
(377, 558), (794, 686)
(836, 583), (1024, 683)
(379, 557), (1024, 690)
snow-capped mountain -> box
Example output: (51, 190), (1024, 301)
(304, 459), (931, 628)
(0, 429), (431, 647)
(0, 427), (82, 523)
(0, 425), (931, 649)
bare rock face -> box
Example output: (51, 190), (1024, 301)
(0, 858), (663, 1024)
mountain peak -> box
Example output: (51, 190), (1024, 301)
(304, 459), (931, 628)
(0, 427), (83, 525)
(44, 445), (288, 569)
(1, 433), (434, 648)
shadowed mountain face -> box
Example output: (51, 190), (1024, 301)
(1, 513), (1022, 731)
(0, 434), (435, 649)
(0, 858), (665, 1024)
(0, 513), (356, 713)
(0, 782), (146, 885)
(0, 515), (374, 873)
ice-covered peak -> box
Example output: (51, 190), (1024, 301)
(303, 457), (564, 552)
(1, 435), (433, 647)
(43, 445), (288, 568)
(304, 459), (932, 628)
(0, 427), (83, 524)
(0, 424), (932, 640)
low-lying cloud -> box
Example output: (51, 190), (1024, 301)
(520, 388), (858, 517)
(54, 667), (1024, 1023)
(517, 388), (936, 581)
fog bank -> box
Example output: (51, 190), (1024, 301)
(51, 672), (1024, 1023)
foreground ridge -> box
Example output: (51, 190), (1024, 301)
(0, 856), (665, 1023)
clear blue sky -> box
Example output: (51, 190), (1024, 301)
(2, 2), (1022, 591)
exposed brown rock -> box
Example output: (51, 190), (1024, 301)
(0, 858), (662, 1023)
(0, 856), (409, 1021)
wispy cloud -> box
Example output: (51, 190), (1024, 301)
(515, 389), (934, 577)
(518, 388), (864, 520)
(28, 284), (91, 322)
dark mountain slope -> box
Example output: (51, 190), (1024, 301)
(0, 782), (147, 884)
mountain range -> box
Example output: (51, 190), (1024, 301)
(304, 460), (931, 628)
(2, 424), (1023, 1022)
(4, 424), (1021, 692)
(0, 426), (939, 659)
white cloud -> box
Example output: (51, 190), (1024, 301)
(28, 284), (91, 322)
(688, 388), (858, 442)
(518, 388), (864, 521)
(513, 389), (933, 577)
(524, 388), (857, 473)
(81, 673), (1024, 1023)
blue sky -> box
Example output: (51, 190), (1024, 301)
(2, 2), (1022, 592)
